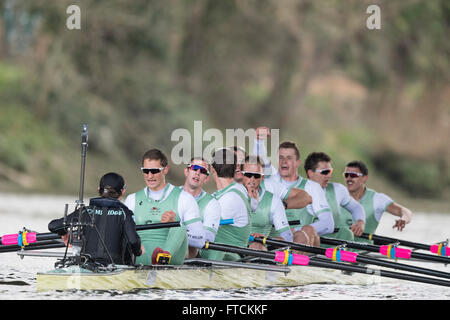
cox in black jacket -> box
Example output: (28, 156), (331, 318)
(49, 197), (142, 265)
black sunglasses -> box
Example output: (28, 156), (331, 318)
(315, 168), (333, 175)
(242, 171), (263, 179)
(187, 164), (209, 176)
(141, 167), (165, 174)
(343, 172), (364, 178)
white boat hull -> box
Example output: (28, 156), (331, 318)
(36, 263), (380, 292)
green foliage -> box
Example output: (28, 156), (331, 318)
(0, 104), (58, 170)
(372, 151), (447, 198)
(0, 0), (448, 199)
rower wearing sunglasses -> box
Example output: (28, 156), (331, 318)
(253, 127), (334, 247)
(341, 160), (413, 243)
(124, 149), (205, 265)
(241, 155), (294, 251)
(181, 157), (221, 258)
(304, 152), (366, 242)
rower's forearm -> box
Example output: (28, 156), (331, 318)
(389, 202), (412, 223)
(286, 189), (312, 209)
(253, 139), (271, 167)
(399, 207), (412, 223)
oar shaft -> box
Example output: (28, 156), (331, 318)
(310, 257), (450, 288)
(410, 251), (450, 264)
(205, 242), (276, 260)
(203, 242), (310, 266)
(0, 240), (65, 253)
(354, 255), (450, 279)
(1, 222), (182, 248)
(255, 237), (450, 279)
(337, 229), (449, 257)
(358, 233), (430, 250)
(321, 236), (450, 264)
(135, 222), (181, 231)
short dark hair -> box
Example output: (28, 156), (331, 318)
(346, 160), (369, 176)
(142, 149), (168, 167)
(244, 155), (264, 167)
(279, 141), (300, 160)
(304, 152), (332, 174)
(231, 145), (246, 157)
(211, 148), (236, 178)
(99, 172), (125, 198)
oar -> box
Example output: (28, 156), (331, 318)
(184, 258), (291, 273)
(320, 236), (450, 264)
(355, 231), (449, 257)
(0, 221), (183, 250)
(251, 236), (450, 280)
(203, 241), (450, 287)
(330, 227), (450, 257)
(0, 240), (66, 253)
(203, 241), (310, 266)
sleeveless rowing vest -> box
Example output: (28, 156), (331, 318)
(268, 177), (313, 237)
(200, 182), (251, 261)
(250, 188), (274, 236)
(321, 183), (354, 244)
(195, 189), (218, 235)
(133, 184), (188, 265)
(341, 188), (379, 244)
(196, 190), (214, 218)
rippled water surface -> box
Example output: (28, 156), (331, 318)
(1, 193), (449, 300)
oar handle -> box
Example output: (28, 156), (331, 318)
(430, 244), (450, 257)
(379, 244), (412, 259)
(274, 250), (309, 266)
(1, 231), (59, 246)
(324, 247), (358, 263)
(1, 232), (37, 246)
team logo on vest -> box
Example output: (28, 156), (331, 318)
(148, 206), (162, 215)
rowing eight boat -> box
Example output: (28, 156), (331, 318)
(36, 258), (378, 292)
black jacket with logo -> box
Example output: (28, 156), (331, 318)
(48, 197), (142, 265)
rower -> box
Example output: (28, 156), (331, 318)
(242, 155), (293, 251)
(48, 172), (143, 266)
(181, 157), (221, 258)
(251, 128), (313, 215)
(124, 149), (205, 265)
(253, 127), (334, 247)
(304, 152), (366, 242)
(341, 160), (413, 243)
(199, 148), (253, 261)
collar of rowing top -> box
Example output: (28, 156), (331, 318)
(89, 197), (122, 208)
